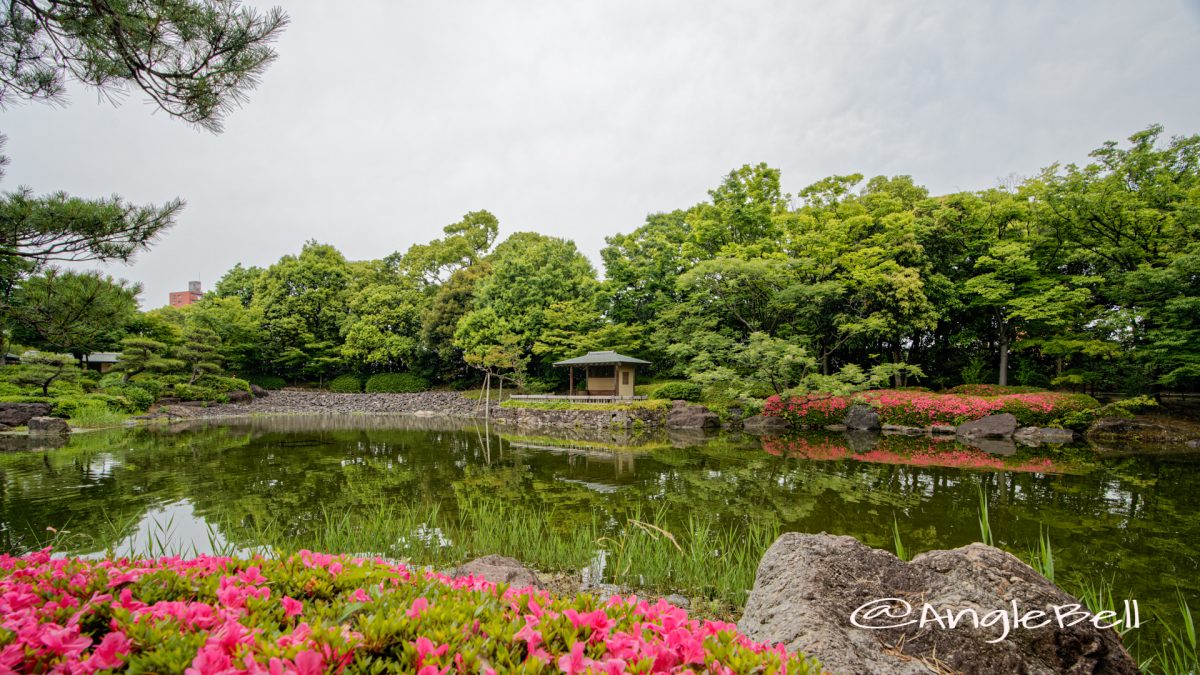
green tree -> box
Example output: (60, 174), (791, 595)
(0, 0), (287, 286)
(0, 0), (287, 130)
(342, 283), (424, 370)
(115, 336), (180, 382)
(212, 264), (264, 308)
(184, 297), (265, 375)
(4, 268), (138, 356)
(177, 326), (223, 384)
(252, 241), (351, 378)
(12, 350), (77, 396)
(459, 232), (598, 375)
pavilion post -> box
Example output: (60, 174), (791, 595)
(569, 367), (574, 396)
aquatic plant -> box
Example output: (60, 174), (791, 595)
(0, 548), (819, 673)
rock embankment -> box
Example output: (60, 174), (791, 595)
(739, 533), (1137, 674)
(163, 390), (490, 419)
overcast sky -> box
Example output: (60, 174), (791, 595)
(3, 0), (1199, 307)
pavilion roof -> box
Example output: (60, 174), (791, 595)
(552, 351), (651, 367)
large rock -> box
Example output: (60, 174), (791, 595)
(1014, 426), (1078, 446)
(666, 401), (719, 429)
(0, 402), (52, 427)
(741, 414), (791, 434)
(843, 404), (881, 431)
(451, 554), (542, 589)
(28, 417), (70, 435)
(250, 384), (269, 398)
(956, 413), (1018, 439)
(739, 533), (1136, 675)
(225, 390), (254, 404)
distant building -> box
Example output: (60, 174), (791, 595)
(82, 353), (120, 373)
(169, 281), (203, 307)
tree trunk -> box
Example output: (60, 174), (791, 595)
(998, 314), (1009, 387)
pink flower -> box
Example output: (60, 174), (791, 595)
(87, 631), (132, 670)
(557, 642), (592, 675)
(407, 597), (428, 618)
(414, 636), (448, 668)
(281, 596), (303, 618)
(292, 649), (324, 675)
(39, 624), (92, 657)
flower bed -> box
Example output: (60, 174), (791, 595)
(0, 549), (818, 674)
(761, 437), (1067, 473)
(763, 390), (1099, 428)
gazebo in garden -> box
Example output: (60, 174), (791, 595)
(510, 351), (651, 402)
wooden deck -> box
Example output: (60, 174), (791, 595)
(508, 394), (648, 404)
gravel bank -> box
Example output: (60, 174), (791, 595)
(183, 390), (492, 419)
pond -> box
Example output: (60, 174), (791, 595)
(0, 415), (1196, 639)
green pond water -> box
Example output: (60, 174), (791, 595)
(0, 415), (1197, 634)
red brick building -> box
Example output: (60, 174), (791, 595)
(169, 281), (204, 307)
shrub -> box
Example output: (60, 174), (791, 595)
(171, 384), (219, 403)
(50, 393), (132, 418)
(763, 394), (849, 428)
(365, 372), (428, 393)
(997, 393), (1100, 427)
(127, 375), (166, 399)
(1098, 395), (1159, 418)
(120, 385), (155, 411)
(329, 374), (363, 393)
(764, 389), (1103, 429)
(0, 549), (819, 673)
(246, 374), (287, 390)
(650, 381), (703, 401)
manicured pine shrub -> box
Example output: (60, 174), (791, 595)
(329, 374), (363, 393)
(365, 372), (429, 393)
(650, 381), (703, 401)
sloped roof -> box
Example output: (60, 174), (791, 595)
(553, 351), (651, 367)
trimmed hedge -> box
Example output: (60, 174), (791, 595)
(246, 374), (287, 390)
(329, 374), (363, 393)
(765, 389), (1102, 429)
(650, 381), (703, 402)
(0, 550), (819, 673)
(365, 372), (428, 393)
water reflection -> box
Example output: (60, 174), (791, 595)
(0, 416), (1195, 625)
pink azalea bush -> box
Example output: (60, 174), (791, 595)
(0, 549), (819, 674)
(761, 436), (1065, 474)
(763, 389), (1099, 428)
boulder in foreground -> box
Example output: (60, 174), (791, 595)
(739, 532), (1137, 675)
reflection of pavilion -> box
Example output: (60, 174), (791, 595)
(505, 440), (639, 478)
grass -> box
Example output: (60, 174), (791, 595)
(499, 398), (670, 412)
(67, 404), (129, 429)
(966, 489), (1195, 674)
(40, 498), (778, 612)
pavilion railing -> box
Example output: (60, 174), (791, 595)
(507, 394), (648, 404)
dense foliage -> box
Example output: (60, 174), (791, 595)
(365, 373), (429, 393)
(764, 390), (1101, 429)
(329, 374), (363, 393)
(0, 549), (817, 673)
(167, 125), (1198, 399)
(2, 126), (1196, 407)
